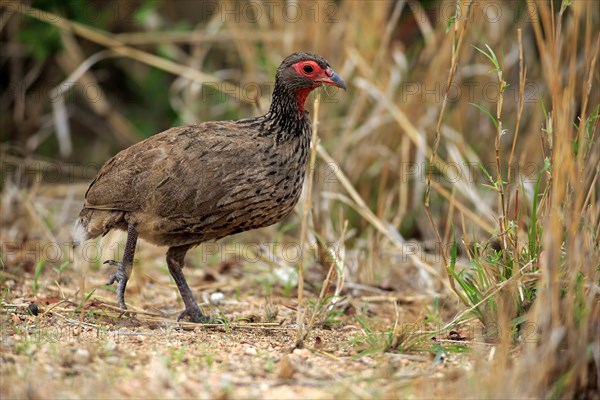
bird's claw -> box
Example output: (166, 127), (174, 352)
(104, 259), (128, 310)
(104, 260), (127, 285)
(177, 306), (209, 324)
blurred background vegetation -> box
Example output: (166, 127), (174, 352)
(1, 0), (598, 398)
(1, 0), (569, 242)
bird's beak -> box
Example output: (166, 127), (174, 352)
(320, 68), (347, 90)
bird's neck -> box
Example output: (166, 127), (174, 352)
(263, 82), (312, 140)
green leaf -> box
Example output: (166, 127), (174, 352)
(450, 227), (457, 271)
(472, 44), (499, 70)
(469, 102), (498, 129)
(528, 174), (543, 261)
(479, 163), (496, 186)
(539, 98), (548, 119)
(75, 289), (96, 313)
(33, 259), (45, 294)
(445, 16), (456, 34)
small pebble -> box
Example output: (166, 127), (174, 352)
(244, 346), (257, 356)
(105, 356), (120, 365)
(104, 340), (117, 352)
(292, 348), (309, 359)
(209, 292), (224, 305)
(73, 348), (91, 365)
(28, 303), (39, 316)
(135, 335), (146, 343)
(277, 354), (295, 379)
(314, 336), (324, 349)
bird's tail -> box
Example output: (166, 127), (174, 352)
(72, 219), (90, 248)
(72, 208), (125, 247)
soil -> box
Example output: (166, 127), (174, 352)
(0, 239), (477, 399)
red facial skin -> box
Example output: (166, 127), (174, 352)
(290, 60), (345, 112)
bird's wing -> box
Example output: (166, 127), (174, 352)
(84, 127), (176, 211)
(84, 122), (264, 218)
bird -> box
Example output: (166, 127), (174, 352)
(73, 52), (346, 323)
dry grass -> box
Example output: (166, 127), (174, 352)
(1, 0), (599, 398)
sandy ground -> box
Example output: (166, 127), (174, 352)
(0, 243), (477, 399)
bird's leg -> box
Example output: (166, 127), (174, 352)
(104, 224), (138, 310)
(166, 245), (208, 323)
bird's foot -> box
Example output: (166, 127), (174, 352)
(104, 259), (128, 311)
(105, 260), (126, 284)
(177, 305), (209, 323)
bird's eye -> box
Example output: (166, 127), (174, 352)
(302, 65), (314, 74)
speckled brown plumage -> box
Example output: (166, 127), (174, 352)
(74, 52), (346, 322)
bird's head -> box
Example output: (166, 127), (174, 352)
(275, 52), (346, 112)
